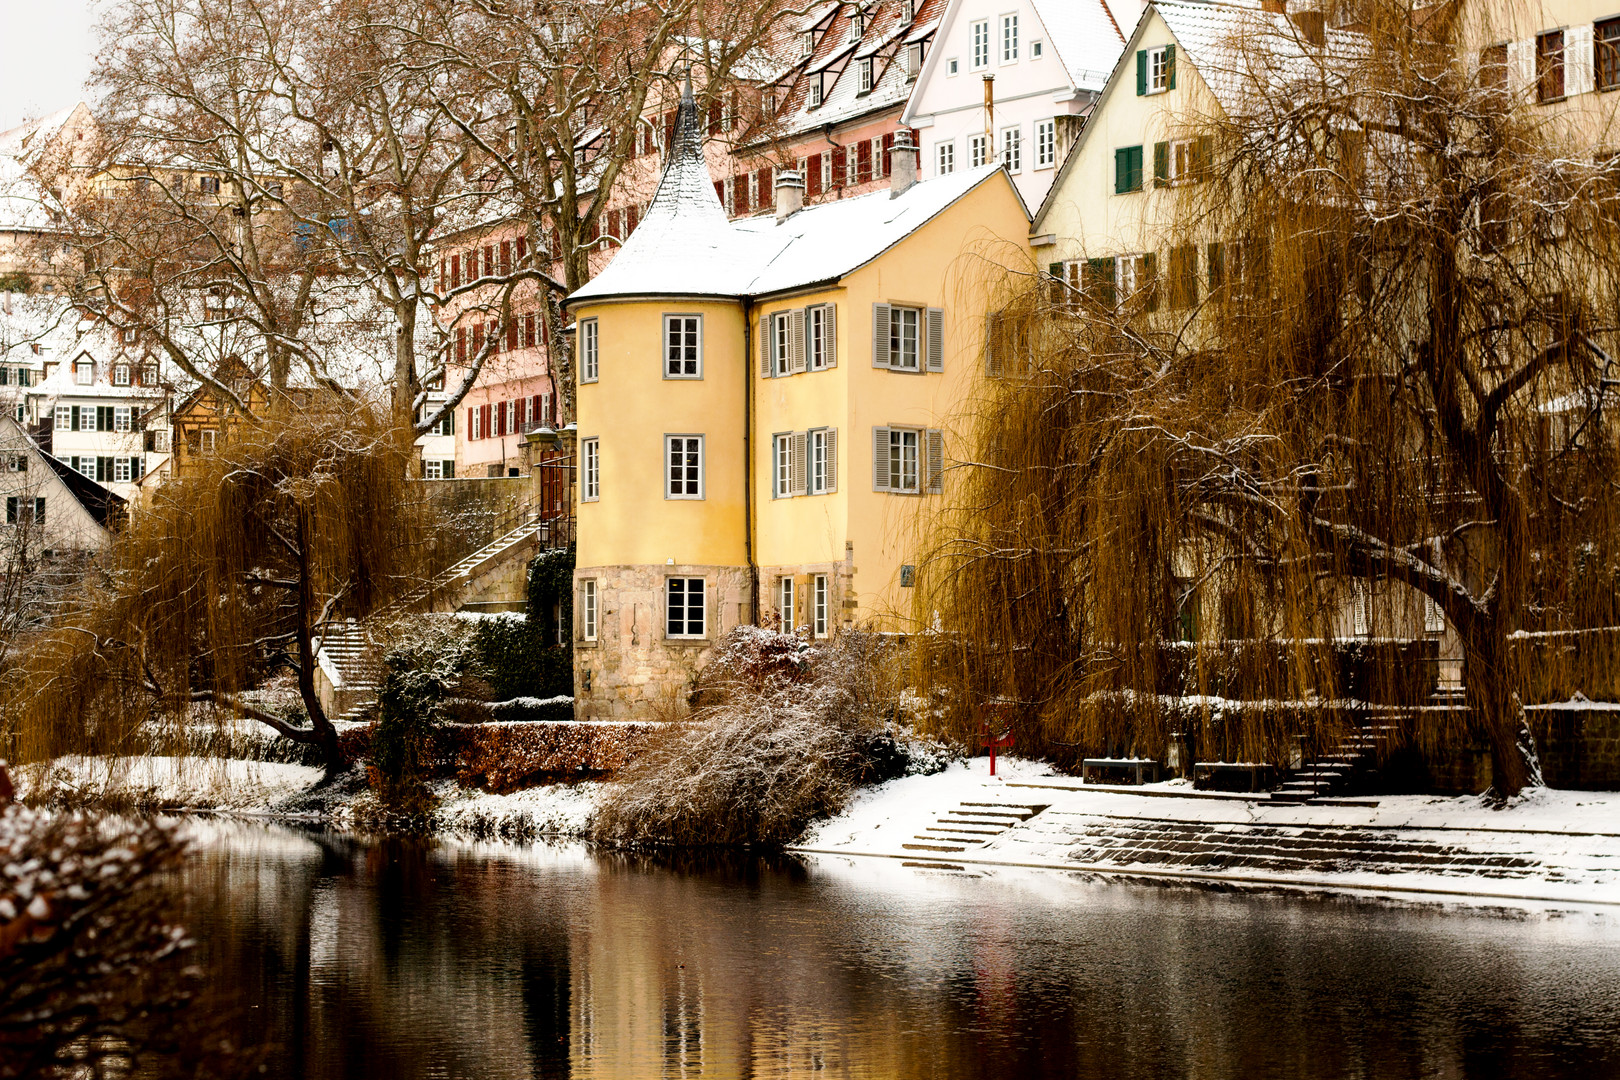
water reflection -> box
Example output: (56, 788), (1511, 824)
(174, 820), (1620, 1079)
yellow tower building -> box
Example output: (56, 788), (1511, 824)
(568, 82), (1031, 719)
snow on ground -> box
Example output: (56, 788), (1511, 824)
(21, 756), (327, 812)
(430, 779), (603, 841)
(800, 757), (1620, 910)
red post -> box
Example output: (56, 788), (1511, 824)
(980, 702), (1015, 777)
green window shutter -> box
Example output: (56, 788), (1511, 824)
(444, 460), (455, 479)
(1154, 141), (1169, 187)
(1136, 50), (1147, 95)
(1129, 146), (1144, 191)
(1195, 135), (1213, 181)
(1048, 261), (1063, 278)
(1115, 148), (1130, 193)
(1166, 44), (1177, 89)
(1207, 242), (1225, 294)
(1143, 252), (1159, 312)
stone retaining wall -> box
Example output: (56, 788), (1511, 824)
(1527, 701), (1620, 790)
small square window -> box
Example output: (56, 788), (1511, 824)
(579, 317), (599, 382)
(664, 314), (702, 378)
(581, 437), (600, 501)
(947, 57), (959, 76)
(666, 577), (706, 638)
(1148, 45), (1172, 93)
(665, 434), (703, 499)
(1032, 40), (1044, 59)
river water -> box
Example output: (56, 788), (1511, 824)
(176, 821), (1620, 1079)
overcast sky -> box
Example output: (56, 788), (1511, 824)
(0, 0), (96, 134)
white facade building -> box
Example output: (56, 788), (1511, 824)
(902, 0), (1126, 209)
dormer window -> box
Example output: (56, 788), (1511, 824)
(848, 10), (864, 41)
(802, 31), (814, 57)
(906, 43), (924, 79)
(809, 78), (824, 107)
(74, 361), (93, 385)
(113, 363), (131, 387)
(858, 57), (873, 94)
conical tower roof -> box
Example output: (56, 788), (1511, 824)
(569, 77), (756, 302)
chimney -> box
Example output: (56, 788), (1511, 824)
(1289, 1), (1326, 44)
(889, 130), (919, 197)
(774, 168), (805, 222)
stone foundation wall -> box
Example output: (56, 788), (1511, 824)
(1527, 702), (1620, 790)
(573, 563), (753, 720)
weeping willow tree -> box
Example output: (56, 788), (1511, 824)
(917, 0), (1620, 795)
(7, 400), (429, 772)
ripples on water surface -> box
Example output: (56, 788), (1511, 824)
(175, 820), (1620, 1079)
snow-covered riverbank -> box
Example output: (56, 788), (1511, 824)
(23, 753), (1620, 909)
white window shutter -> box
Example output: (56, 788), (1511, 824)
(1353, 581), (1370, 636)
(825, 428), (838, 492)
(872, 303), (891, 367)
(1424, 592), (1446, 634)
(792, 431), (809, 495)
(926, 308), (945, 371)
(791, 308), (806, 373)
(925, 429), (944, 493)
(759, 314), (771, 377)
(872, 426), (890, 490)
(1568, 25), (1595, 95)
(1508, 39), (1535, 93)
(824, 304), (837, 367)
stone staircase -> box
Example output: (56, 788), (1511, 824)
(900, 801), (1049, 855)
(311, 511), (567, 722)
(1271, 724), (1398, 801)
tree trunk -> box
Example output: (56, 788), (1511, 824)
(295, 508), (345, 774)
(1460, 618), (1531, 797)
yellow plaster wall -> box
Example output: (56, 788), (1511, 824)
(573, 298), (750, 570)
(754, 174), (1033, 629)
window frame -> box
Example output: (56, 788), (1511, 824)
(889, 428), (921, 493)
(663, 314), (703, 379)
(779, 575), (795, 634)
(1000, 125), (1022, 172)
(773, 432), (794, 498)
(808, 305), (830, 370)
(665, 576), (707, 639)
(936, 140), (956, 175)
(1000, 12), (1018, 63)
(771, 311), (793, 377)
(809, 427), (835, 494)
(1147, 45), (1171, 94)
(581, 436), (600, 501)
(664, 433), (704, 500)
(74, 361), (93, 386)
(582, 579), (599, 642)
(889, 305), (922, 371)
(1537, 28), (1566, 102)
(579, 317), (599, 382)
(969, 133), (989, 168)
(858, 57), (874, 94)
(1035, 118), (1056, 168)
(1599, 19), (1620, 91)
(812, 573), (830, 637)
(971, 19), (991, 70)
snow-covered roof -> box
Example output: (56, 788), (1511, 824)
(0, 104), (84, 162)
(1030, 0), (1127, 92)
(570, 83), (1019, 304)
(1031, 0), (1362, 227)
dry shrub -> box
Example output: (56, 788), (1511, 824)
(591, 628), (945, 848)
(454, 721), (660, 792)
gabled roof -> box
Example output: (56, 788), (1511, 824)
(1031, 0), (1356, 229)
(0, 414), (126, 530)
(570, 82), (1025, 304)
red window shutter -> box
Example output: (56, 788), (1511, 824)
(757, 166), (771, 202)
(807, 154), (822, 198)
(450, 254), (460, 288)
(500, 240), (511, 274)
(857, 141), (871, 184)
(455, 327), (466, 363)
(832, 147), (846, 184)
(436, 259), (444, 292)
(664, 110), (676, 148)
(506, 319), (519, 350)
(708, 101), (721, 134)
(524, 313), (536, 348)
(737, 174), (751, 214)
(515, 235), (527, 264)
(482, 245), (493, 276)
(550, 226), (560, 256)
(882, 132), (895, 177)
(467, 408), (475, 439)
(531, 394), (543, 424)
(627, 204), (639, 233)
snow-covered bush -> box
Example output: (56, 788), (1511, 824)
(0, 790), (245, 1076)
(592, 628), (950, 847)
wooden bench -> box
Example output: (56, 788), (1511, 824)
(1193, 761), (1277, 793)
(1080, 757), (1160, 785)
